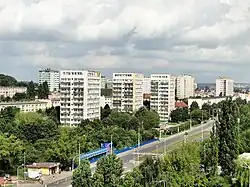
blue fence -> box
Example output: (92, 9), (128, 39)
(77, 138), (159, 165)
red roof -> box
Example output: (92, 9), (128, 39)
(175, 101), (188, 108)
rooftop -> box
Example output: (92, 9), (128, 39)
(26, 162), (60, 169)
(175, 101), (188, 108)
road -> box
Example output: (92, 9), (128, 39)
(45, 120), (215, 187)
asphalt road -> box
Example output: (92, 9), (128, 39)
(47, 120), (215, 187)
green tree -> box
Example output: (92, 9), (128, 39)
(94, 154), (123, 187)
(13, 93), (27, 101)
(217, 98), (239, 176)
(190, 101), (199, 112)
(123, 168), (143, 187)
(38, 82), (49, 99)
(15, 112), (58, 143)
(0, 134), (25, 174)
(27, 81), (36, 99)
(72, 160), (93, 187)
(101, 104), (111, 120)
(135, 107), (160, 130)
(170, 108), (189, 123)
(191, 109), (202, 123)
(0, 74), (18, 86)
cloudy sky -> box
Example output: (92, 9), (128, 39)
(1, 0), (250, 83)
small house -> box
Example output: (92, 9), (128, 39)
(26, 162), (60, 177)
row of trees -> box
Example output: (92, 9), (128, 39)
(0, 105), (160, 174)
(72, 97), (250, 186)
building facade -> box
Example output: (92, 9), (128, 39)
(216, 77), (234, 96)
(101, 76), (106, 89)
(143, 77), (151, 94)
(112, 73), (144, 112)
(150, 74), (175, 122)
(188, 96), (228, 109)
(38, 68), (60, 92)
(100, 96), (113, 108)
(60, 70), (101, 126)
(176, 74), (195, 99)
(0, 100), (54, 112)
(0, 86), (27, 98)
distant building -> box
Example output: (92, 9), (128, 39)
(0, 100), (56, 112)
(150, 74), (175, 121)
(175, 101), (188, 108)
(188, 96), (228, 109)
(106, 79), (113, 89)
(60, 70), (101, 126)
(112, 73), (144, 112)
(0, 86), (27, 98)
(143, 77), (151, 94)
(100, 96), (113, 108)
(175, 74), (195, 99)
(216, 77), (234, 97)
(101, 76), (106, 89)
(38, 68), (60, 92)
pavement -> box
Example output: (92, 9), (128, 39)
(20, 120), (215, 187)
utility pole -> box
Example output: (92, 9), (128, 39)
(24, 152), (26, 180)
(78, 143), (81, 166)
(137, 128), (140, 165)
(189, 109), (192, 129)
(111, 134), (113, 154)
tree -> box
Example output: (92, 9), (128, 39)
(27, 81), (36, 99)
(94, 154), (123, 187)
(38, 82), (49, 99)
(15, 112), (58, 143)
(170, 108), (189, 123)
(190, 101), (199, 112)
(201, 125), (219, 176)
(135, 107), (160, 130)
(123, 168), (143, 187)
(13, 93), (27, 101)
(72, 160), (93, 187)
(217, 98), (239, 176)
(191, 109), (202, 123)
(101, 104), (111, 120)
(0, 74), (18, 86)
(0, 134), (25, 174)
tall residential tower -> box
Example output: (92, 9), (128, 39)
(150, 74), (175, 121)
(60, 70), (101, 126)
(216, 77), (234, 96)
(38, 68), (60, 92)
(112, 73), (144, 112)
(176, 74), (195, 99)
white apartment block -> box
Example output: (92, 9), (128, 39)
(112, 73), (144, 112)
(0, 86), (27, 98)
(60, 70), (101, 126)
(0, 100), (55, 113)
(100, 96), (113, 108)
(150, 74), (175, 122)
(106, 79), (113, 89)
(101, 76), (106, 89)
(216, 77), (234, 97)
(143, 77), (151, 94)
(176, 75), (195, 99)
(38, 68), (60, 92)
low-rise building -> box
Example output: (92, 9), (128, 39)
(0, 86), (27, 98)
(27, 162), (60, 177)
(188, 96), (227, 109)
(0, 99), (57, 112)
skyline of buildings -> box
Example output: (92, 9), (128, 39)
(0, 67), (239, 124)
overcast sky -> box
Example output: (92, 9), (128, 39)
(1, 0), (250, 83)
